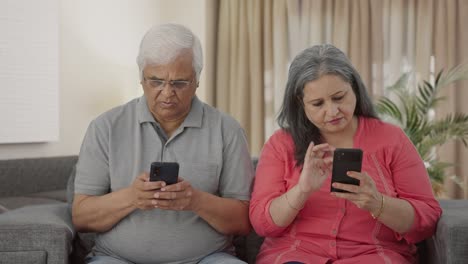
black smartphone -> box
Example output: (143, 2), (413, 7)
(330, 148), (363, 193)
(149, 162), (179, 185)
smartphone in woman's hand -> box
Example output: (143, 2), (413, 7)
(330, 148), (362, 193)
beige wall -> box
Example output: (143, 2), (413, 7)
(0, 0), (208, 159)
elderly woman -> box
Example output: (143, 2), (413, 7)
(249, 44), (441, 264)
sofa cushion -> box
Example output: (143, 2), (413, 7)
(0, 204), (74, 264)
(0, 250), (47, 264)
(66, 164), (76, 205)
(233, 229), (264, 264)
(245, 230), (264, 264)
(28, 189), (67, 202)
(427, 199), (468, 264)
(0, 251), (46, 264)
(0, 196), (63, 211)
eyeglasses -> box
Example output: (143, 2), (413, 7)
(143, 77), (193, 91)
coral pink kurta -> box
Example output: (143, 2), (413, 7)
(249, 117), (442, 264)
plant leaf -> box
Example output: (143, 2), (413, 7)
(376, 64), (468, 191)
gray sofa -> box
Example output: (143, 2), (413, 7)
(0, 156), (467, 264)
(0, 156), (77, 264)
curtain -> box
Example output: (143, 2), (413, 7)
(210, 0), (468, 198)
(433, 0), (468, 198)
(211, 0), (290, 155)
(286, 0), (384, 97)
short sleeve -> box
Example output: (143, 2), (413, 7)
(74, 119), (111, 196)
(218, 121), (254, 201)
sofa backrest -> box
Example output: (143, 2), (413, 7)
(0, 156), (78, 198)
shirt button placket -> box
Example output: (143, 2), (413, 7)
(329, 239), (337, 257)
(329, 199), (344, 257)
(163, 143), (169, 161)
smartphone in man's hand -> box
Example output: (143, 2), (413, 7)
(330, 148), (362, 193)
(149, 162), (179, 185)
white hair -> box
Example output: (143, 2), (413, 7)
(136, 23), (203, 81)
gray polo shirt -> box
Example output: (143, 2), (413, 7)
(75, 96), (254, 264)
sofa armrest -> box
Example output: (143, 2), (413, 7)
(426, 199), (468, 264)
(0, 203), (74, 264)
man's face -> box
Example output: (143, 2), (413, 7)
(141, 52), (197, 124)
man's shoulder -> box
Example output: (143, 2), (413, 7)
(201, 102), (243, 130)
(92, 97), (140, 127)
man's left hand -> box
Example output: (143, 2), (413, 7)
(152, 178), (198, 211)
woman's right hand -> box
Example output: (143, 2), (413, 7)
(297, 142), (335, 194)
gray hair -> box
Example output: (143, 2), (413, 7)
(136, 23), (203, 81)
(277, 44), (378, 166)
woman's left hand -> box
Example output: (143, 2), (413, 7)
(331, 171), (382, 214)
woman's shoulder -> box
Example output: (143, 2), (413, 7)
(360, 117), (405, 140)
(269, 129), (294, 143)
(263, 129), (295, 153)
(357, 117), (411, 156)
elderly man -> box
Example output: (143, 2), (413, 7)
(72, 23), (254, 264)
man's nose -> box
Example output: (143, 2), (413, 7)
(160, 83), (175, 95)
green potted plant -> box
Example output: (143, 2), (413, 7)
(375, 64), (468, 196)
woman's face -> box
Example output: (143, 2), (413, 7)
(302, 74), (357, 136)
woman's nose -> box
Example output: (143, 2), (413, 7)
(326, 103), (339, 116)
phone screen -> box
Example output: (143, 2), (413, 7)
(149, 162), (179, 185)
(330, 148), (362, 193)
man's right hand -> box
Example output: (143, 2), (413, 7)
(130, 172), (167, 210)
(73, 172), (168, 232)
